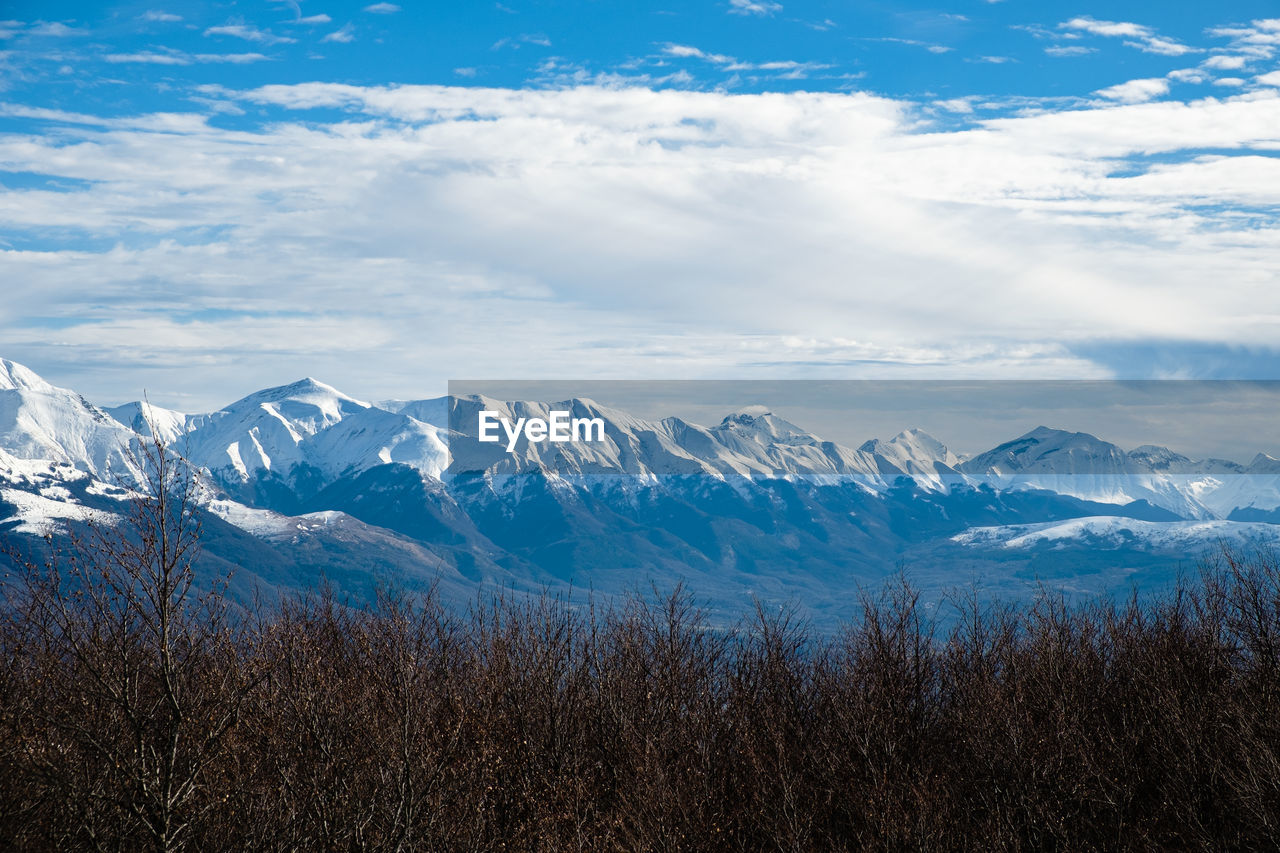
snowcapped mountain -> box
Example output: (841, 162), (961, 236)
(304, 406), (448, 480)
(0, 355), (1260, 527)
(182, 377), (371, 481)
(445, 397), (889, 483)
(3, 355), (1280, 623)
(957, 426), (1226, 520)
(860, 427), (961, 491)
(0, 359), (143, 483)
(105, 400), (201, 445)
(106, 380), (451, 498)
(0, 357), (1274, 526)
(952, 516), (1280, 552)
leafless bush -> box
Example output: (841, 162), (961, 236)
(4, 443), (1280, 850)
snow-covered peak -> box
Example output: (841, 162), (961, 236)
(1248, 453), (1280, 474)
(107, 401), (193, 445)
(1127, 444), (1195, 472)
(0, 359), (142, 482)
(227, 377), (368, 424)
(961, 426), (1128, 476)
(385, 397), (448, 428)
(858, 428), (961, 491)
(304, 406), (448, 480)
(714, 408), (816, 447)
(863, 428), (959, 468)
(0, 359), (58, 393)
(184, 377), (370, 481)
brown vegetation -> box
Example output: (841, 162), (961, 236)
(2, 438), (1279, 850)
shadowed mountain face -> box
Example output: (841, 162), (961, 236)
(2, 358), (1279, 624)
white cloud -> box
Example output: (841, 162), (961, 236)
(728, 0), (782, 17)
(106, 51), (270, 65)
(1045, 45), (1095, 57)
(1166, 68), (1208, 84)
(663, 44), (734, 65)
(28, 21), (87, 37)
(321, 24), (355, 43)
(1213, 77), (1246, 87)
(1044, 45), (1095, 56)
(1062, 16), (1196, 56)
(1127, 36), (1198, 57)
(492, 33), (551, 50)
(204, 23), (296, 45)
(363, 3), (401, 13)
(139, 11), (182, 23)
(4, 84), (1280, 403)
(106, 51), (189, 65)
(1062, 17), (1150, 39)
(873, 36), (951, 54)
(294, 14), (333, 25)
(1258, 70), (1280, 86)
(1208, 20), (1280, 59)
(1202, 54), (1248, 70)
(1095, 77), (1170, 103)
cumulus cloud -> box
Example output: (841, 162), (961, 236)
(3, 84), (1280, 404)
(1094, 77), (1170, 103)
(1203, 54), (1248, 70)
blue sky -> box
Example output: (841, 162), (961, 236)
(2, 1), (1280, 409)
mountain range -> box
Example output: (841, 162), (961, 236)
(2, 358), (1278, 623)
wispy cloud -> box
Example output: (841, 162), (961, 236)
(292, 14), (333, 25)
(204, 23), (296, 46)
(105, 50), (270, 65)
(492, 33), (551, 49)
(321, 24), (355, 44)
(870, 36), (952, 54)
(728, 0), (782, 17)
(27, 21), (88, 38)
(659, 43), (829, 78)
(1045, 45), (1095, 57)
(663, 43), (732, 64)
(1061, 17), (1197, 56)
(363, 3), (401, 13)
(1209, 19), (1280, 61)
(139, 11), (182, 23)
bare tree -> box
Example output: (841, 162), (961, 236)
(6, 428), (260, 853)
